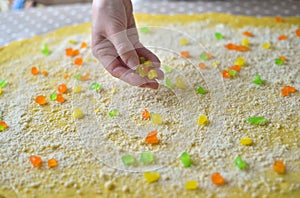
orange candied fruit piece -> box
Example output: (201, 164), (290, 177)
(58, 84), (67, 94)
(80, 73), (90, 81)
(64, 74), (69, 79)
(65, 48), (74, 56)
(278, 35), (287, 41)
(56, 94), (65, 103)
(73, 49), (80, 56)
(42, 71), (48, 76)
(199, 63), (206, 69)
(279, 56), (286, 62)
(81, 42), (88, 48)
(30, 155), (43, 167)
(0, 121), (8, 129)
(225, 43), (237, 50)
(296, 29), (300, 37)
(273, 160), (285, 174)
(236, 45), (249, 52)
(145, 130), (159, 145)
(242, 31), (253, 37)
(222, 70), (230, 78)
(35, 95), (47, 105)
(142, 109), (150, 120)
(276, 16), (283, 23)
(48, 158), (58, 168)
(74, 57), (83, 66)
(229, 65), (241, 72)
(211, 172), (225, 186)
(31, 66), (39, 75)
(181, 51), (190, 58)
(281, 86), (297, 96)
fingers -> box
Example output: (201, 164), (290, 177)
(107, 29), (140, 70)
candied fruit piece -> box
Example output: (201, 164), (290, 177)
(48, 158), (58, 168)
(142, 109), (150, 120)
(215, 32), (223, 40)
(56, 94), (65, 103)
(180, 152), (191, 167)
(41, 44), (51, 55)
(229, 65), (241, 72)
(181, 51), (190, 58)
(140, 27), (150, 34)
(121, 154), (135, 166)
(58, 84), (67, 94)
(247, 116), (267, 125)
(0, 79), (6, 88)
(151, 113), (162, 125)
(74, 57), (83, 66)
(50, 93), (57, 101)
(242, 32), (253, 37)
(276, 16), (283, 23)
(73, 108), (84, 119)
(278, 35), (287, 41)
(296, 29), (300, 37)
(241, 38), (249, 47)
(179, 38), (189, 46)
(253, 74), (263, 85)
(35, 95), (46, 105)
(81, 42), (88, 48)
(31, 67), (39, 75)
(73, 85), (82, 93)
(140, 151), (154, 163)
(240, 136), (253, 146)
(176, 77), (186, 89)
(30, 155), (42, 167)
(211, 172), (225, 185)
(186, 180), (198, 190)
(234, 156), (247, 170)
(196, 86), (206, 94)
(42, 71), (48, 76)
(273, 160), (285, 174)
(199, 63), (206, 69)
(108, 109), (119, 117)
(197, 115), (208, 125)
(222, 70), (230, 78)
(262, 42), (271, 49)
(165, 78), (173, 89)
(235, 57), (245, 66)
(144, 172), (160, 183)
(145, 130), (159, 145)
(163, 65), (172, 73)
(90, 82), (102, 90)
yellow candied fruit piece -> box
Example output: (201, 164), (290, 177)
(73, 85), (82, 93)
(151, 113), (162, 125)
(143, 60), (153, 67)
(0, 88), (2, 95)
(241, 38), (249, 47)
(240, 136), (253, 146)
(262, 42), (271, 49)
(176, 77), (186, 89)
(197, 115), (208, 125)
(186, 180), (198, 190)
(73, 108), (84, 119)
(212, 61), (219, 67)
(179, 38), (189, 46)
(235, 57), (245, 66)
(68, 39), (77, 44)
(148, 70), (158, 80)
(144, 172), (160, 183)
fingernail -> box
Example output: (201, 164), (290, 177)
(128, 56), (139, 68)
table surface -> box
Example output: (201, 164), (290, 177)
(0, 0), (300, 47)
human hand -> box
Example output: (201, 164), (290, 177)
(92, 0), (164, 89)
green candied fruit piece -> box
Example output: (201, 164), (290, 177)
(0, 125), (5, 132)
(140, 57), (146, 64)
(0, 79), (6, 88)
(253, 74), (263, 85)
(165, 78), (173, 89)
(234, 156), (247, 170)
(108, 109), (119, 117)
(74, 74), (82, 80)
(90, 82), (102, 90)
(121, 154), (135, 166)
(140, 151), (154, 163)
(50, 93), (57, 101)
(275, 58), (284, 65)
(180, 152), (191, 167)
(229, 70), (237, 77)
(247, 116), (267, 125)
(215, 32), (224, 40)
(200, 53), (209, 61)
(196, 86), (206, 94)
(163, 65), (172, 73)
(140, 26), (150, 34)
(41, 44), (51, 55)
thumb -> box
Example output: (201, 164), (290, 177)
(107, 29), (139, 69)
